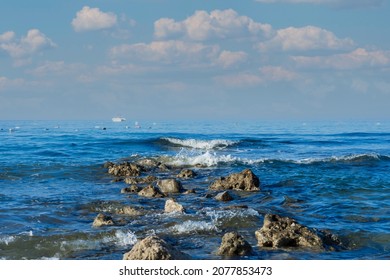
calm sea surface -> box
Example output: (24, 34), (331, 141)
(0, 120), (389, 259)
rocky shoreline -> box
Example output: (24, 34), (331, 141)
(94, 158), (344, 260)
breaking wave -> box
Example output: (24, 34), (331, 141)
(161, 137), (238, 150)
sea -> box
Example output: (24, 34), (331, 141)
(0, 120), (389, 260)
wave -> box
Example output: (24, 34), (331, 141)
(160, 137), (238, 150)
(159, 151), (390, 168)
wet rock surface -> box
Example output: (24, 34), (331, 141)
(209, 169), (260, 192)
(255, 214), (324, 250)
(164, 198), (185, 213)
(123, 235), (190, 260)
(217, 232), (253, 256)
(215, 191), (234, 202)
(92, 213), (116, 227)
(138, 185), (165, 198)
(157, 179), (184, 193)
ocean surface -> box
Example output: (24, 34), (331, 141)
(0, 120), (389, 260)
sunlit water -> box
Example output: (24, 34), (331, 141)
(0, 120), (389, 259)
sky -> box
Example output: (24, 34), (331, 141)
(1, 0), (390, 121)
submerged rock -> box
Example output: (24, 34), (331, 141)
(215, 191), (234, 202)
(164, 198), (185, 213)
(255, 214), (323, 250)
(157, 179), (184, 193)
(121, 185), (140, 194)
(209, 169), (260, 192)
(177, 169), (196, 179)
(123, 235), (190, 260)
(138, 185), (165, 198)
(92, 213), (115, 227)
(217, 232), (253, 256)
(116, 206), (142, 216)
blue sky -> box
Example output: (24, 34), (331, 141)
(1, 0), (389, 120)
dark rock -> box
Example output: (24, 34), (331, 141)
(157, 179), (184, 193)
(138, 185), (165, 198)
(255, 214), (323, 250)
(209, 169), (260, 192)
(121, 185), (140, 194)
(215, 191), (234, 202)
(217, 232), (253, 256)
(177, 169), (196, 179)
(164, 198), (185, 213)
(92, 213), (115, 227)
(123, 235), (190, 260)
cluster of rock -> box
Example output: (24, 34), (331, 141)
(95, 159), (343, 260)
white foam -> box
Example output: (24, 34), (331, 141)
(0, 235), (16, 245)
(163, 138), (237, 150)
(112, 230), (138, 247)
(169, 221), (219, 234)
(169, 149), (237, 167)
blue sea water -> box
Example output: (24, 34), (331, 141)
(0, 120), (389, 260)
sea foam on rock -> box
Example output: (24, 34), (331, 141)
(123, 235), (190, 260)
(255, 214), (323, 250)
(210, 169), (260, 192)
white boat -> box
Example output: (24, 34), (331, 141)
(112, 117), (126, 122)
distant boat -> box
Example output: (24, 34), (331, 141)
(112, 117), (126, 122)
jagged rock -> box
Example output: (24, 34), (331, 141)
(215, 191), (234, 202)
(209, 169), (260, 192)
(157, 179), (184, 193)
(107, 162), (143, 177)
(255, 214), (323, 250)
(116, 206), (142, 216)
(123, 235), (190, 260)
(125, 175), (157, 185)
(138, 185), (165, 198)
(92, 213), (115, 227)
(217, 232), (253, 256)
(158, 163), (170, 171)
(164, 198), (185, 213)
(177, 169), (196, 179)
(121, 185), (140, 194)
(103, 161), (115, 169)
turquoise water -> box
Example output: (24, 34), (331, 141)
(0, 120), (389, 259)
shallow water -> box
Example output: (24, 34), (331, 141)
(0, 120), (389, 259)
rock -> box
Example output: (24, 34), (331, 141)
(215, 191), (234, 202)
(123, 235), (190, 260)
(103, 161), (115, 169)
(108, 162), (143, 177)
(136, 158), (160, 169)
(209, 169), (260, 192)
(92, 213), (115, 227)
(183, 189), (196, 194)
(121, 185), (140, 194)
(125, 175), (157, 185)
(164, 198), (185, 213)
(217, 232), (253, 256)
(116, 206), (142, 216)
(138, 185), (165, 198)
(158, 163), (170, 171)
(255, 214), (323, 250)
(157, 179), (184, 193)
(177, 169), (196, 179)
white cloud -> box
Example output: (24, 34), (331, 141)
(258, 26), (354, 51)
(0, 76), (25, 91)
(255, 0), (383, 8)
(0, 31), (15, 42)
(72, 6), (117, 32)
(292, 48), (390, 69)
(260, 66), (297, 81)
(154, 9), (272, 41)
(0, 29), (56, 60)
(110, 40), (220, 65)
(216, 51), (248, 68)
